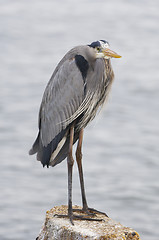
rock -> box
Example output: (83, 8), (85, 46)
(36, 205), (140, 240)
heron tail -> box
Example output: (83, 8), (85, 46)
(29, 132), (40, 155)
(29, 127), (79, 168)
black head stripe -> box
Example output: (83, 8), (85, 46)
(88, 41), (101, 48)
(88, 40), (109, 48)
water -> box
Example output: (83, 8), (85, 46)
(1, 0), (159, 239)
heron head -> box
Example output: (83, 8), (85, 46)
(89, 40), (121, 59)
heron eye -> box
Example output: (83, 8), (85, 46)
(96, 47), (100, 51)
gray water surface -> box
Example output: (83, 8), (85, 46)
(1, 0), (159, 239)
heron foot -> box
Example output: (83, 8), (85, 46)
(73, 207), (108, 217)
(54, 213), (104, 225)
(87, 207), (108, 217)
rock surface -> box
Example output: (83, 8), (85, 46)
(36, 205), (140, 240)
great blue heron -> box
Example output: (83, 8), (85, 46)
(29, 40), (121, 224)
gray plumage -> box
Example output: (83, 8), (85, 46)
(29, 40), (120, 168)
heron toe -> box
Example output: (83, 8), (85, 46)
(73, 207), (108, 217)
(87, 207), (109, 217)
(54, 213), (104, 225)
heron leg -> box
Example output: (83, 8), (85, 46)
(54, 125), (75, 224)
(67, 124), (75, 225)
(75, 128), (108, 218)
(75, 128), (89, 212)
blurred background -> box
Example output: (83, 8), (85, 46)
(0, 0), (159, 239)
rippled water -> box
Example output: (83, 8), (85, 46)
(1, 0), (159, 239)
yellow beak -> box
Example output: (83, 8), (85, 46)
(103, 48), (122, 58)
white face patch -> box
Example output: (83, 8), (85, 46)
(95, 40), (111, 59)
(99, 40), (110, 49)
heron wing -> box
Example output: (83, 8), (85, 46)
(40, 57), (85, 147)
(30, 55), (90, 167)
